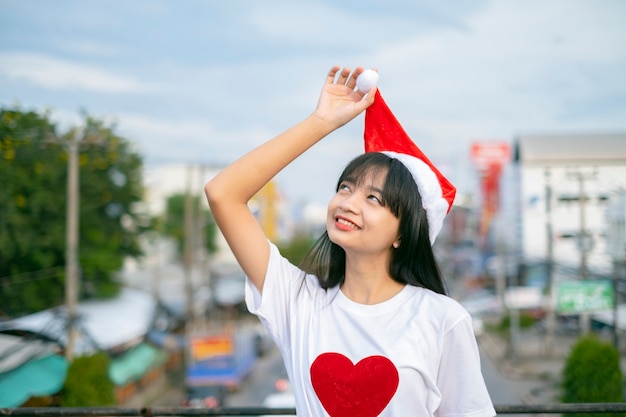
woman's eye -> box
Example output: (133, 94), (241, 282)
(339, 184), (351, 192)
(368, 195), (381, 203)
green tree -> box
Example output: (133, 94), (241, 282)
(0, 108), (65, 315)
(562, 335), (624, 417)
(158, 192), (217, 259)
(0, 107), (148, 317)
(60, 352), (116, 406)
(277, 232), (317, 266)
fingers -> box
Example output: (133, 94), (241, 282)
(335, 67), (351, 86)
(325, 65), (341, 84)
(346, 67), (364, 90)
(357, 87), (377, 110)
(326, 66), (365, 89)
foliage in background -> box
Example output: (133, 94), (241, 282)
(487, 312), (538, 334)
(157, 193), (217, 259)
(277, 233), (317, 266)
(0, 108), (64, 315)
(562, 335), (624, 417)
(60, 352), (116, 406)
(0, 107), (149, 317)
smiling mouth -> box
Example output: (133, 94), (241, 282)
(336, 218), (360, 230)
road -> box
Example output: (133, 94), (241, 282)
(224, 346), (287, 407)
(479, 346), (557, 417)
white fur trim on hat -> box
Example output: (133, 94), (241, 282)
(383, 151), (450, 244)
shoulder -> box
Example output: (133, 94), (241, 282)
(267, 241), (325, 293)
(409, 286), (471, 325)
(267, 242), (301, 276)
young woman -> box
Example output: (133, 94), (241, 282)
(205, 65), (495, 417)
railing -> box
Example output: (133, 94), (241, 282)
(3, 404), (626, 416)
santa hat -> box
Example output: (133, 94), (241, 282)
(364, 89), (456, 244)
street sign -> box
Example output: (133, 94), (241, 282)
(557, 280), (614, 314)
(470, 141), (511, 170)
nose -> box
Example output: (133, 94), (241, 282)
(339, 193), (360, 213)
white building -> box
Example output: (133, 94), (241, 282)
(515, 133), (626, 280)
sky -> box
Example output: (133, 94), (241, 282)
(1, 0), (625, 209)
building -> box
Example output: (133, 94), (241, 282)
(514, 133), (626, 283)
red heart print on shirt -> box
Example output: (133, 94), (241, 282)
(310, 352), (399, 417)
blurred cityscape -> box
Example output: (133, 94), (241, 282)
(1, 131), (626, 411)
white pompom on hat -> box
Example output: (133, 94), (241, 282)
(364, 89), (456, 244)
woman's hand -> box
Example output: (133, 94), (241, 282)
(311, 65), (377, 130)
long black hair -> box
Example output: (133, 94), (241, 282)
(300, 152), (447, 295)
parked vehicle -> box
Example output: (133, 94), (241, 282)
(183, 384), (227, 408)
(262, 379), (296, 417)
(185, 331), (257, 390)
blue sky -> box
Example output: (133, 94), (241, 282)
(1, 0), (625, 207)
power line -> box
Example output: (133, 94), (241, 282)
(0, 267), (63, 284)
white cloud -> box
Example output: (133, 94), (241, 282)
(0, 53), (156, 93)
(361, 0), (626, 142)
(51, 39), (130, 57)
(1, 0), (624, 207)
(112, 112), (273, 166)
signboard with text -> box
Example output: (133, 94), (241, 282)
(470, 141), (511, 170)
(470, 141), (512, 243)
(557, 280), (614, 314)
(191, 335), (234, 361)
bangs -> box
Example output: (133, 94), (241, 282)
(336, 152), (419, 218)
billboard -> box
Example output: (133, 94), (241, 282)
(191, 335), (234, 361)
(557, 280), (614, 314)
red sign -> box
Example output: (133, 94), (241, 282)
(191, 335), (233, 360)
(470, 141), (511, 170)
(470, 141), (511, 246)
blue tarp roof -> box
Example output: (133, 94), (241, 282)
(0, 354), (68, 407)
(108, 343), (168, 386)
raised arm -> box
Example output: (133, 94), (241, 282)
(204, 65), (376, 292)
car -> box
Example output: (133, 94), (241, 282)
(459, 289), (502, 317)
(261, 378), (296, 417)
(183, 385), (227, 409)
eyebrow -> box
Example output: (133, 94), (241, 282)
(367, 185), (384, 195)
(342, 176), (385, 193)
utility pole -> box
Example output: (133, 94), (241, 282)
(607, 188), (625, 349)
(65, 132), (80, 361)
(183, 164), (199, 370)
(183, 165), (196, 326)
(196, 165), (211, 295)
(544, 168), (556, 355)
(567, 168), (597, 335)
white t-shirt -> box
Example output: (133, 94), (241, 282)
(245, 243), (496, 417)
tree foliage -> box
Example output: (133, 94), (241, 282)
(562, 335), (624, 417)
(277, 232), (317, 266)
(158, 192), (217, 259)
(0, 107), (148, 317)
(60, 352), (116, 406)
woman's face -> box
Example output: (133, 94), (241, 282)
(326, 169), (400, 256)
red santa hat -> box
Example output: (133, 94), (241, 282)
(364, 89), (456, 244)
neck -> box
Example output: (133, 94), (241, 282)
(341, 256), (405, 305)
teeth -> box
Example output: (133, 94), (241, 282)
(337, 218), (359, 229)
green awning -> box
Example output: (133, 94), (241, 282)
(108, 343), (168, 386)
(0, 354), (68, 407)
